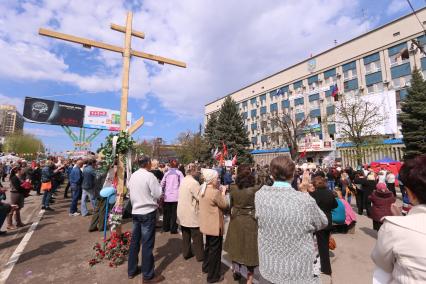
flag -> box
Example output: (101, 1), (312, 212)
(212, 147), (218, 158)
(215, 151), (222, 161)
(222, 142), (228, 158)
(331, 84), (339, 97)
(299, 149), (307, 159)
(232, 155), (237, 166)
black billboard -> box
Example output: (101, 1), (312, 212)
(23, 97), (85, 127)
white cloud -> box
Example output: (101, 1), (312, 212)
(0, 0), (372, 118)
(144, 121), (154, 127)
(387, 0), (409, 15)
(0, 94), (24, 112)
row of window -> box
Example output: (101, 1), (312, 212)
(250, 124), (337, 146)
(237, 35), (425, 109)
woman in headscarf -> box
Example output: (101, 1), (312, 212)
(198, 168), (228, 283)
(224, 164), (260, 284)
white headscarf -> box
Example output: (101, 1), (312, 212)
(200, 168), (218, 197)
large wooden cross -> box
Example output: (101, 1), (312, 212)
(39, 11), (186, 219)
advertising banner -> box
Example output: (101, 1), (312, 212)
(83, 106), (132, 131)
(23, 97), (85, 127)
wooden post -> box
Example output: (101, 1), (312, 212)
(116, 12), (133, 209)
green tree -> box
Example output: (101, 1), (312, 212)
(334, 94), (386, 165)
(400, 68), (426, 160)
(4, 133), (44, 156)
(175, 131), (206, 164)
(214, 97), (253, 164)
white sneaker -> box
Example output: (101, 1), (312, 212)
(69, 212), (81, 216)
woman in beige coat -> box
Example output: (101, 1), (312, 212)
(177, 164), (203, 261)
(371, 154), (426, 283)
(199, 169), (228, 283)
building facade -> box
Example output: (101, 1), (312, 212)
(0, 104), (24, 139)
(204, 9), (426, 165)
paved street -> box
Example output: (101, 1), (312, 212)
(0, 184), (380, 284)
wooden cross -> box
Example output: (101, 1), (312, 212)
(39, 11), (186, 217)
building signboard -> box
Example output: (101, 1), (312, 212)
(299, 140), (336, 152)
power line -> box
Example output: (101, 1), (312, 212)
(406, 0), (426, 34)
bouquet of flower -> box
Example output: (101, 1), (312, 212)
(89, 231), (132, 268)
(109, 205), (123, 231)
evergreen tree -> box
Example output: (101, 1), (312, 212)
(215, 97), (253, 164)
(400, 68), (426, 160)
(201, 112), (219, 163)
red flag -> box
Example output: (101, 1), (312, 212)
(222, 142), (228, 158)
(232, 155), (237, 166)
(331, 84), (339, 97)
(215, 151), (223, 161)
(299, 149), (307, 159)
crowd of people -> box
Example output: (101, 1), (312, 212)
(1, 152), (425, 283)
(125, 153), (425, 283)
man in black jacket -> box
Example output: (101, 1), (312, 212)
(354, 172), (377, 216)
(310, 176), (338, 277)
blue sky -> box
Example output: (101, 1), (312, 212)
(0, 0), (424, 153)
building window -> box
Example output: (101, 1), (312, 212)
(365, 60), (381, 74)
(344, 78), (358, 92)
(367, 82), (384, 94)
(389, 54), (398, 66)
(310, 100), (320, 108)
(326, 76), (336, 85)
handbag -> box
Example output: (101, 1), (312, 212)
(21, 181), (33, 198)
(41, 181), (52, 192)
(329, 235), (337, 250)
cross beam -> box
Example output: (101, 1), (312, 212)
(39, 12), (186, 233)
(38, 28), (186, 68)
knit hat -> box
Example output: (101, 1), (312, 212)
(200, 169), (218, 196)
(376, 182), (388, 192)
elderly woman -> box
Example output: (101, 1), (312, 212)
(224, 164), (260, 284)
(371, 154), (426, 283)
(199, 168), (228, 283)
(255, 156), (328, 283)
(177, 164), (203, 261)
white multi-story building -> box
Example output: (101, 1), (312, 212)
(205, 8), (426, 166)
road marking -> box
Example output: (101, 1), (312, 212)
(0, 209), (45, 284)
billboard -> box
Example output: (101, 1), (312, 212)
(335, 90), (398, 138)
(23, 97), (85, 127)
(83, 106), (132, 131)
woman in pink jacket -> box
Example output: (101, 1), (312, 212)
(160, 160), (184, 234)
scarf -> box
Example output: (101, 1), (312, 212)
(200, 168), (218, 197)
